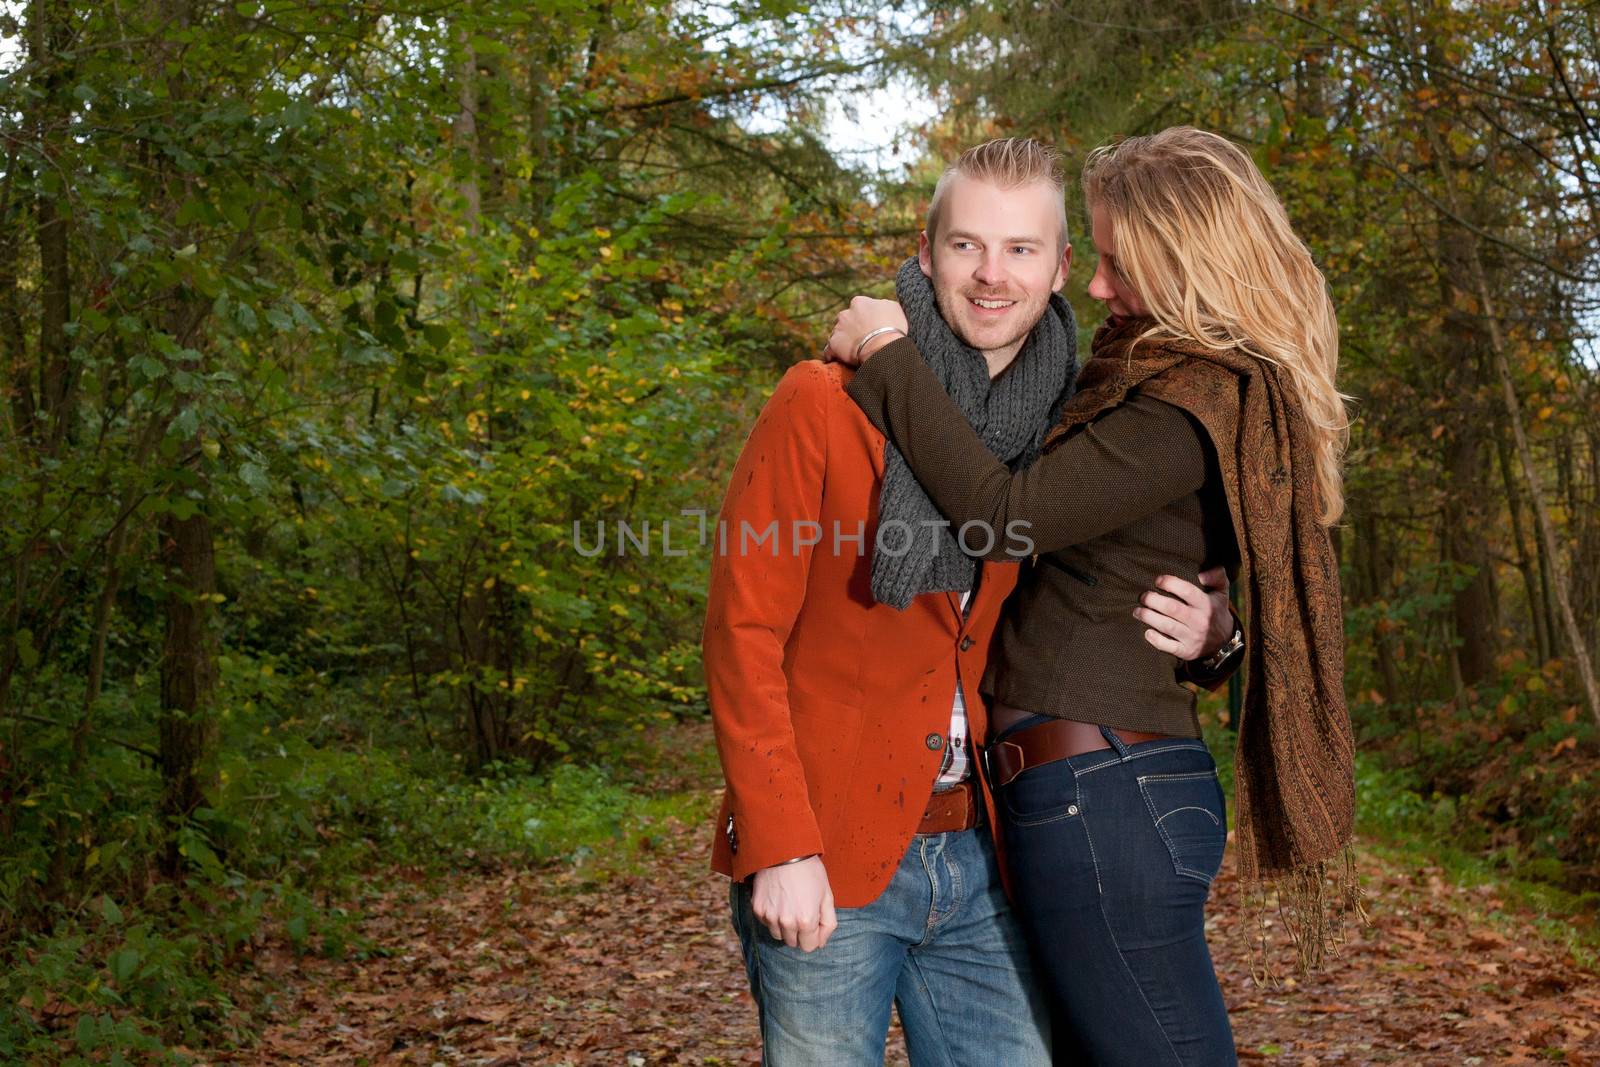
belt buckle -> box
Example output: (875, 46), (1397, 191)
(987, 739), (1025, 789)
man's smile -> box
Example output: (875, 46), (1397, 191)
(967, 296), (1017, 313)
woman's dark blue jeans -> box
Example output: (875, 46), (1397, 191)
(987, 715), (1237, 1066)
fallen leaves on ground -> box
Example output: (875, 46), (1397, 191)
(207, 730), (1600, 1066)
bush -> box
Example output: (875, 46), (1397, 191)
(0, 715), (708, 1063)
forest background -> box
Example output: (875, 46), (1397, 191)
(1, 0), (1598, 1060)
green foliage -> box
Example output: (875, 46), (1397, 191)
(1, 689), (711, 1060)
(5, 0), (1599, 1056)
(917, 0), (1600, 898)
(1354, 753), (1600, 965)
(1202, 719), (1598, 963)
(0, 0), (875, 1056)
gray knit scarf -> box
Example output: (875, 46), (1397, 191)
(871, 257), (1078, 610)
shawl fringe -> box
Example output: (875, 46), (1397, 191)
(1241, 845), (1370, 985)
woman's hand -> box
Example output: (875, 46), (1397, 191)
(824, 296), (909, 366)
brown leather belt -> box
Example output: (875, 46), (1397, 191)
(984, 718), (1171, 790)
(918, 779), (980, 835)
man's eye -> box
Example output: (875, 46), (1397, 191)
(1010, 246), (1034, 255)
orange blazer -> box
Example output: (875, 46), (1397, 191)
(704, 360), (1020, 907)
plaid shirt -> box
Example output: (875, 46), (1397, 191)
(933, 589), (973, 791)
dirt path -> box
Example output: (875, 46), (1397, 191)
(213, 767), (1600, 1064)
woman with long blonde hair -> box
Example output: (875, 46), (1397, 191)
(827, 126), (1357, 1064)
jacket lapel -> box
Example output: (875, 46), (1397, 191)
(945, 589), (965, 628)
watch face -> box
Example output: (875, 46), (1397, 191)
(1206, 631), (1243, 669)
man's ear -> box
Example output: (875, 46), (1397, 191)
(1053, 242), (1073, 293)
(918, 231), (933, 278)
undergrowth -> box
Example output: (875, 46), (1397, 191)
(1, 718), (708, 1064)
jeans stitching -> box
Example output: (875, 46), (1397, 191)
(1001, 743), (1211, 824)
(1006, 803), (1079, 827)
(1071, 740), (1210, 777)
(1001, 764), (1082, 827)
(1004, 783), (1081, 825)
(1138, 773), (1224, 832)
(1155, 806), (1221, 828)
(901, 953), (960, 1067)
(1095, 893), (1187, 1066)
(1007, 745), (1210, 825)
(733, 883), (778, 1062)
(917, 837), (938, 947)
(1078, 784), (1104, 896)
(927, 835), (962, 935)
(934, 831), (960, 921)
(1137, 774), (1224, 887)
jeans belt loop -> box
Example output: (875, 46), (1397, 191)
(1099, 722), (1134, 761)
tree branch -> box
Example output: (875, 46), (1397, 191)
(4, 709), (159, 761)
(601, 60), (878, 115)
(1368, 149), (1600, 286)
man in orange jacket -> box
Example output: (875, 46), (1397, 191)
(704, 138), (1239, 1065)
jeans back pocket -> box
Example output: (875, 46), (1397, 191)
(1136, 770), (1226, 887)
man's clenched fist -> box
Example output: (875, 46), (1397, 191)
(751, 855), (838, 952)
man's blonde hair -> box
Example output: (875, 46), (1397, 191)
(1082, 126), (1351, 524)
(926, 137), (1070, 251)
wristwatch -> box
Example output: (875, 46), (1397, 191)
(1200, 624), (1244, 672)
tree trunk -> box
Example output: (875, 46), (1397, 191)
(1436, 224), (1500, 687)
(1496, 427), (1552, 663)
(158, 505), (220, 850)
(1454, 235), (1600, 726)
(453, 27), (481, 229)
(0, 146), (35, 443)
(526, 25), (555, 228)
(0, 154), (32, 721)
(29, 0), (74, 456)
(1443, 424), (1499, 686)
(1360, 511), (1404, 702)
(1412, 85), (1600, 724)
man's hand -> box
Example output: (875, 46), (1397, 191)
(1135, 565), (1234, 661)
(824, 296), (909, 366)
(751, 855), (838, 952)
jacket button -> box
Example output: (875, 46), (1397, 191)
(925, 732), (943, 750)
(959, 636), (974, 651)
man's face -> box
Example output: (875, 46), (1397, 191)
(918, 174), (1071, 371)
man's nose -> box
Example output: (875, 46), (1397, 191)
(973, 252), (1005, 286)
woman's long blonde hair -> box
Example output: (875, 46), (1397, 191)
(1082, 126), (1351, 525)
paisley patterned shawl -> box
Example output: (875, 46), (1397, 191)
(1045, 315), (1362, 975)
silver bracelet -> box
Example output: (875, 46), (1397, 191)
(854, 326), (906, 361)
(776, 853), (818, 866)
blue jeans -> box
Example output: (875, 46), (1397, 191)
(989, 715), (1237, 1066)
(730, 820), (1051, 1066)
